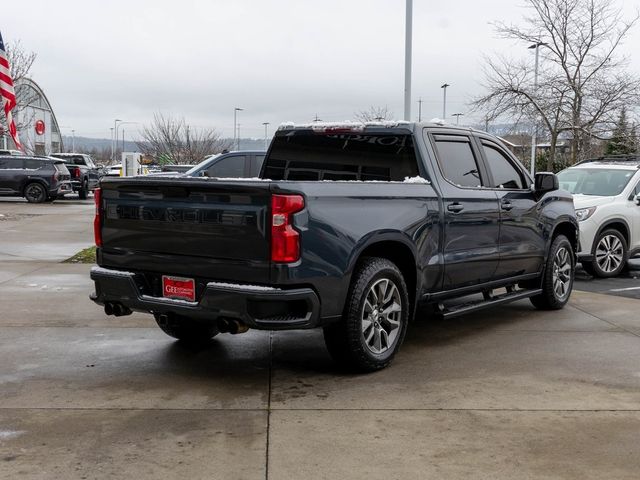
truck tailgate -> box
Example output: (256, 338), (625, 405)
(99, 178), (271, 283)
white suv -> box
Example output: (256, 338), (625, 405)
(557, 156), (640, 277)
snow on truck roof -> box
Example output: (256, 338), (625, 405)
(276, 119), (481, 133)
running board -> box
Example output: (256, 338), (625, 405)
(433, 288), (542, 320)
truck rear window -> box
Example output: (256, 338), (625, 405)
(263, 131), (420, 181)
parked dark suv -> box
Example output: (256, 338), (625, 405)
(50, 153), (101, 199)
(0, 155), (72, 203)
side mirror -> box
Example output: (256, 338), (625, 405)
(534, 172), (559, 193)
(634, 194), (640, 206)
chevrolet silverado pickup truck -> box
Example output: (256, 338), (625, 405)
(90, 121), (578, 371)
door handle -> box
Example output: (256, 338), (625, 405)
(501, 200), (513, 211)
(447, 202), (464, 213)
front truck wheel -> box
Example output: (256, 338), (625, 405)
(323, 257), (409, 372)
(154, 313), (218, 343)
(530, 234), (575, 310)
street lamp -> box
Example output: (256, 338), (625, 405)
(528, 42), (545, 177)
(262, 122), (270, 150)
(452, 113), (464, 125)
(233, 107), (243, 150)
(417, 97), (423, 122)
(114, 121), (137, 161)
(403, 0), (413, 121)
(112, 119), (122, 161)
(71, 129), (75, 151)
(440, 83), (450, 120)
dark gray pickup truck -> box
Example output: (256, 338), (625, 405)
(90, 121), (578, 371)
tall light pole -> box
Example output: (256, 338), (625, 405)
(233, 107), (243, 150)
(262, 122), (270, 150)
(403, 0), (413, 121)
(441, 83), (450, 120)
(109, 127), (114, 160)
(529, 42), (544, 177)
(417, 97), (423, 122)
(112, 119), (122, 161)
(114, 121), (137, 162)
(452, 113), (463, 125)
(71, 129), (75, 151)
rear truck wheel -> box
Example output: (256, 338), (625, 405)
(78, 179), (88, 200)
(154, 313), (218, 343)
(24, 182), (47, 203)
(323, 257), (409, 372)
(583, 229), (628, 278)
(530, 234), (574, 310)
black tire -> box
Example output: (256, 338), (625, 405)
(78, 180), (88, 200)
(584, 229), (628, 278)
(24, 182), (47, 203)
(323, 257), (409, 372)
(530, 234), (574, 310)
(154, 313), (218, 343)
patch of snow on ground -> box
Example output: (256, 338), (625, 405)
(0, 430), (26, 440)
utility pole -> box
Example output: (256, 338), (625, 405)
(403, 0), (413, 121)
(262, 122), (270, 150)
(233, 107), (243, 151)
(313, 114), (322, 122)
(441, 83), (450, 120)
(417, 97), (423, 122)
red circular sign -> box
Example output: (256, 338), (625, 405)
(35, 120), (46, 135)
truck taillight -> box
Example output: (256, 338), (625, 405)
(271, 194), (304, 263)
(94, 188), (103, 247)
(72, 167), (80, 178)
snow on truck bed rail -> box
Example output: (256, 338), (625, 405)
(278, 120), (411, 131)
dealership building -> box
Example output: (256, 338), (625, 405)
(1, 78), (64, 155)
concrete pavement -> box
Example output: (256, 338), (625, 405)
(1, 198), (640, 479)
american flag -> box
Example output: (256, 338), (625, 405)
(0, 31), (22, 151)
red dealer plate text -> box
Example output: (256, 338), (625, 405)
(162, 275), (196, 302)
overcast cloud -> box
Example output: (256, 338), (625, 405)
(4, 0), (640, 139)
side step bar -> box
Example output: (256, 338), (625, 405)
(433, 288), (542, 320)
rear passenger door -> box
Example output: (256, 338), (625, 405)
(476, 137), (545, 277)
(427, 132), (501, 290)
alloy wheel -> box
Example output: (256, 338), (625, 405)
(361, 278), (402, 354)
(595, 234), (624, 274)
(552, 246), (572, 301)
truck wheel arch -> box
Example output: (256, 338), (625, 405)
(550, 221), (578, 257)
(347, 235), (418, 315)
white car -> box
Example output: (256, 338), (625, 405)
(557, 157), (640, 277)
(105, 164), (122, 177)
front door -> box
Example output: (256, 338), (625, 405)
(477, 139), (545, 278)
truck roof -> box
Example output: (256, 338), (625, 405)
(277, 120), (484, 134)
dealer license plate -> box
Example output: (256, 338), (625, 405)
(162, 275), (196, 302)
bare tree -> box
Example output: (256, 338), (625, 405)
(473, 0), (640, 168)
(354, 106), (394, 122)
(136, 113), (232, 164)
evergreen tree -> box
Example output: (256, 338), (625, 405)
(606, 108), (636, 155)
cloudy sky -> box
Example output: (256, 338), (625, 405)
(4, 0), (640, 140)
